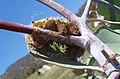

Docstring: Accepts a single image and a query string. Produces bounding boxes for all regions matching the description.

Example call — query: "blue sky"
[0,0,85,76]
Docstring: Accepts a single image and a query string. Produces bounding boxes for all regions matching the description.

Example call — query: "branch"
[37,0,78,21]
[87,18,120,25]
[81,0,92,19]
[37,57,104,72]
[0,20,85,47]
[0,20,33,34]
[93,0,120,13]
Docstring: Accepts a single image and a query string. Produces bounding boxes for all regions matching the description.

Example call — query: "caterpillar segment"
[32,19,46,28]
[65,21,81,36]
[57,19,67,34]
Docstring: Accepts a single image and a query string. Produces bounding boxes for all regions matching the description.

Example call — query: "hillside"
[0,54,45,79]
[0,54,89,79]
[27,65,87,79]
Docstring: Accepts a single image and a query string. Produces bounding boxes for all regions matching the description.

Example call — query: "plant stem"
[81,0,92,19]
[87,18,120,24]
[0,20,33,34]
[0,20,84,47]
[37,0,79,24]
[37,57,104,72]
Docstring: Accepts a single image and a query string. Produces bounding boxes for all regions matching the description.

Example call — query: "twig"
[0,20,80,44]
[81,0,92,19]
[87,18,120,24]
[37,57,104,72]
[37,0,78,21]
[93,0,120,13]
[0,20,85,47]
[0,20,33,34]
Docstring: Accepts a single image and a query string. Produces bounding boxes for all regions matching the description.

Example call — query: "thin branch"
[81,0,92,19]
[0,20,33,34]
[87,18,120,24]
[37,57,104,72]
[0,20,85,47]
[93,0,120,13]
[37,0,78,21]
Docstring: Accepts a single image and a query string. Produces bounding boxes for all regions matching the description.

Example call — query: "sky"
[0,0,85,76]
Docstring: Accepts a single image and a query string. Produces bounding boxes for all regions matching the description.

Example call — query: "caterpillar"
[29,17,84,59]
[32,18,80,35]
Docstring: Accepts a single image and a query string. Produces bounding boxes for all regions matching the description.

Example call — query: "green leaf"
[88,57,96,66]
[25,34,85,67]
[95,28,120,54]
[99,0,120,21]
